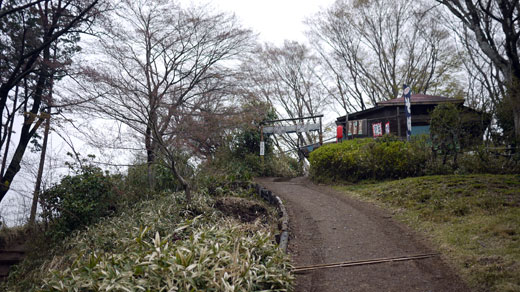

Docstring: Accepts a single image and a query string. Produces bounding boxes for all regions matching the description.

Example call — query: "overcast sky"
[193,0,336,44]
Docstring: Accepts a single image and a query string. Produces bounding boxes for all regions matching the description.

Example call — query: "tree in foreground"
[0,0,102,204]
[78,0,253,202]
[437,0,520,143]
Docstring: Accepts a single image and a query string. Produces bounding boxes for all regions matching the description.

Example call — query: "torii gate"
[259,114,323,158]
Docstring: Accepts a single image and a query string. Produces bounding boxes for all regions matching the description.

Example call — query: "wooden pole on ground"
[292,253,438,273]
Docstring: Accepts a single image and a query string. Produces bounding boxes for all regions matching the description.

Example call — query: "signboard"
[372,122,383,137]
[263,123,320,134]
[347,120,367,136]
[385,122,390,134]
[259,141,265,156]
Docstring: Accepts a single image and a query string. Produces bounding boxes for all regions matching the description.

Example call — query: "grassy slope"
[335,174,520,292]
[3,192,293,292]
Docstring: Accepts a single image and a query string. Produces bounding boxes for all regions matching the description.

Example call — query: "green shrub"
[40,165,118,240]
[456,146,520,175]
[310,135,519,183]
[202,137,302,184]
[430,103,462,165]
[309,136,429,182]
[126,162,184,193]
[263,153,302,178]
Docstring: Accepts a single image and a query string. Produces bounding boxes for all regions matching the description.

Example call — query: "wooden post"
[260,125,265,175]
[396,107,401,137]
[345,112,349,140]
[260,125,264,148]
[319,116,323,145]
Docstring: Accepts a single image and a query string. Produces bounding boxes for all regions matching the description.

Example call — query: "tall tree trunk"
[29,107,51,226]
[145,124,155,190]
[171,160,191,204]
[508,75,520,144]
[511,81,520,144]
[1,85,19,176]
[145,109,159,190]
[0,45,50,202]
[513,108,520,144]
[499,74,520,144]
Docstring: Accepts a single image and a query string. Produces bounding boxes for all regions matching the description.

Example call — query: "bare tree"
[0,0,102,203]
[306,0,464,114]
[77,0,253,202]
[241,41,329,159]
[449,21,504,113]
[436,0,520,142]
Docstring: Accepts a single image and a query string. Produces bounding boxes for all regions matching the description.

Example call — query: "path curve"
[256,177,470,292]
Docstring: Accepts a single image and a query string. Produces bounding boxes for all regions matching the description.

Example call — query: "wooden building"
[335,94,488,140]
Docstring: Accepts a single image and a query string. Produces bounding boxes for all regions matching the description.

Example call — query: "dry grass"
[0,225,30,250]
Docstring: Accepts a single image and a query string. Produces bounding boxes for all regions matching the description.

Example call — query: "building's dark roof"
[336,94,466,124]
[376,93,464,106]
[336,106,381,123]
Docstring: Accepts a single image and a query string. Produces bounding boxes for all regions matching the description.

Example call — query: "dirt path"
[256,177,470,292]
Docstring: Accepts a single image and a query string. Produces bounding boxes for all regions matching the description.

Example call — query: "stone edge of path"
[254,183,289,252]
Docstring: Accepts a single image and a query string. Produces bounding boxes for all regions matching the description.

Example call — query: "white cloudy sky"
[191,0,336,44]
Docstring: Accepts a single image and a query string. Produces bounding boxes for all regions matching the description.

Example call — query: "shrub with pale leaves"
[6,193,293,292]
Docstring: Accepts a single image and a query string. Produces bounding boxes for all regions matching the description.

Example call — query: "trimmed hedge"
[309,136,429,182]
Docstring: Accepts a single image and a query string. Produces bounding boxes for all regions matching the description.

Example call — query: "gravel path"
[256,177,470,292]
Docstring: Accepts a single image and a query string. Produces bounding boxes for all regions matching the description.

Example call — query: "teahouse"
[335,94,489,141]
